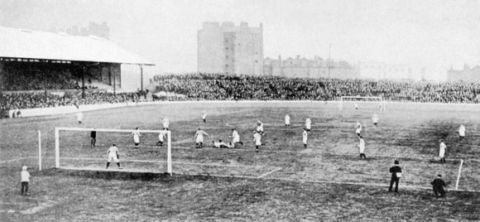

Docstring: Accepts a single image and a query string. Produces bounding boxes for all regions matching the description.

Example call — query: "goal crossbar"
[339,96,385,111]
[54,127,172,175]
[340,96,383,100]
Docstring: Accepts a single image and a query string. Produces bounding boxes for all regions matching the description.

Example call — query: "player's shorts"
[196,138,204,143]
[108,154,119,162]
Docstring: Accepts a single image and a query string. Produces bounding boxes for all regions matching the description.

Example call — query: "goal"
[54,127,172,175]
[339,96,385,111]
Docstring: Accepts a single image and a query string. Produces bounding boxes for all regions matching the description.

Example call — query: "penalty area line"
[0,157,35,164]
[257,167,282,178]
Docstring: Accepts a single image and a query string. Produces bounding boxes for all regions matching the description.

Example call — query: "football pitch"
[1,101,480,221]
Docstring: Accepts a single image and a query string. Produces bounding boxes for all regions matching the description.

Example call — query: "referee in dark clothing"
[90,129,97,148]
[389,160,402,192]
[431,174,447,198]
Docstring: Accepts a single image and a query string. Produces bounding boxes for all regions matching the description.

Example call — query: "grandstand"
[0,26,154,117]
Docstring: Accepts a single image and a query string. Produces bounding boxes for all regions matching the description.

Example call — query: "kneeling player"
[106,144,121,169]
[231,128,243,148]
[194,128,209,148]
[212,140,232,148]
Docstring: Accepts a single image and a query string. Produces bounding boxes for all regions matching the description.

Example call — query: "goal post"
[455,159,464,190]
[54,127,172,175]
[339,96,385,111]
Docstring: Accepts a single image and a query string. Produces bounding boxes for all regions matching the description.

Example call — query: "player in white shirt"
[20,166,31,195]
[372,113,379,126]
[253,132,262,152]
[212,139,232,148]
[355,122,362,136]
[354,102,359,110]
[76,111,83,124]
[163,117,170,130]
[305,118,312,132]
[358,136,366,159]
[439,140,447,163]
[302,129,308,148]
[194,128,209,148]
[132,127,141,148]
[231,128,243,148]
[458,124,466,139]
[256,120,264,135]
[285,114,291,127]
[202,112,207,123]
[106,144,121,169]
[156,130,167,146]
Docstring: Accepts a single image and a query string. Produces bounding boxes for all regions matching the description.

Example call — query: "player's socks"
[106,162,110,168]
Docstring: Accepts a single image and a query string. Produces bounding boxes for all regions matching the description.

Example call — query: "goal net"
[54,127,172,175]
[339,96,385,112]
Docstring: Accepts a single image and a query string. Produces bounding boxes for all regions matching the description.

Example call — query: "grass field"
[1,101,480,221]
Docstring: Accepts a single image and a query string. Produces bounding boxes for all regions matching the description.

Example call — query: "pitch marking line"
[0,157,34,164]
[59,157,267,168]
[57,165,480,193]
[20,200,58,215]
[257,167,282,178]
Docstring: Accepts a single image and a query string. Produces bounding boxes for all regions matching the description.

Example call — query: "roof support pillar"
[0,61,4,101]
[140,65,144,91]
[112,65,116,96]
[82,66,86,99]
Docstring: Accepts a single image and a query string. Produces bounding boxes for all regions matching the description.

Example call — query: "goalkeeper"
[106,144,121,169]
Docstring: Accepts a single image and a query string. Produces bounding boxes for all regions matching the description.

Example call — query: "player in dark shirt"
[90,129,96,148]
[389,160,402,192]
[431,174,447,198]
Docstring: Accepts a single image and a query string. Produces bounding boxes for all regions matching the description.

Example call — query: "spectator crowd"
[153,73,480,103]
[2,73,480,118]
[0,91,142,118]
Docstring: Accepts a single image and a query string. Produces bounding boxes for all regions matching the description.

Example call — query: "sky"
[1,0,480,80]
